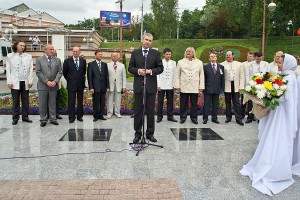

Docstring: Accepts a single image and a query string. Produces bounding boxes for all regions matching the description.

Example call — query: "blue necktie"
[75,59,79,71]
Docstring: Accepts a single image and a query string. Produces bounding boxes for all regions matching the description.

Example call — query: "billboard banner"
[100,11,131,28]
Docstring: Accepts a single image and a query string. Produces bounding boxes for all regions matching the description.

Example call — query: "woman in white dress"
[292,56,300,175]
[240,53,298,196]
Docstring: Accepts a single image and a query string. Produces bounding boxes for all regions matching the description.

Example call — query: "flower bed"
[0,90,227,115]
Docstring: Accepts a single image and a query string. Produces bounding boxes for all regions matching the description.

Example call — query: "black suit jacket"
[128,48,163,94]
[203,63,225,94]
[87,60,109,93]
[63,57,86,91]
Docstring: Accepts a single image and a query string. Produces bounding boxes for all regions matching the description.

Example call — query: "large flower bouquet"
[243,72,288,118]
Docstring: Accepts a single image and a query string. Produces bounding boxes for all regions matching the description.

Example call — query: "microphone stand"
[129,50,163,156]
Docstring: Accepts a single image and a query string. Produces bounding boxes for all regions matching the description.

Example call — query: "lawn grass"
[101,37,300,63]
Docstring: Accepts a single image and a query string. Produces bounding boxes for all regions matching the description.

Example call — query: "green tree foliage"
[151,0,179,39]
[179,9,204,39]
[59,84,68,109]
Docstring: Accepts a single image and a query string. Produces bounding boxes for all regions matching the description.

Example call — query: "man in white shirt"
[241,51,254,121]
[221,51,244,126]
[245,52,269,123]
[107,52,127,118]
[156,48,177,123]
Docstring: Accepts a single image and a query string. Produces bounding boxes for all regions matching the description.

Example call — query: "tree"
[151,0,179,39]
[200,5,219,39]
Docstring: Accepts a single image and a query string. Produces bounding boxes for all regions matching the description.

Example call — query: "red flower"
[274,79,283,86]
[255,78,263,84]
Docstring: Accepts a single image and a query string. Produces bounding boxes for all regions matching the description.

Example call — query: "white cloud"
[1,0,205,24]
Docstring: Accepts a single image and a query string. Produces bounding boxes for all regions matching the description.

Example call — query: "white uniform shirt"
[248,60,270,77]
[157,59,176,90]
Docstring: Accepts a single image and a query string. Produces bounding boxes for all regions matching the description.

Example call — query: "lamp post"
[141,0,144,41]
[262,0,276,60]
[116,0,124,60]
[287,20,294,46]
[5,24,17,44]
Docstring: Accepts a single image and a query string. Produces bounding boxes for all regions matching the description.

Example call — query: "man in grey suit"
[36,44,62,127]
[107,52,126,119]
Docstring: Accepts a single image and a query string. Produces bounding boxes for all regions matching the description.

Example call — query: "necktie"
[48,56,52,66]
[75,59,79,71]
[143,49,148,60]
[113,62,117,72]
[98,61,101,74]
[212,63,216,75]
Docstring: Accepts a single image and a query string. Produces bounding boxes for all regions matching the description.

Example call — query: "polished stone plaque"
[59,129,112,141]
[170,128,223,140]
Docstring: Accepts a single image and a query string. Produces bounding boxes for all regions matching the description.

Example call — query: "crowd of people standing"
[5,34,300,196]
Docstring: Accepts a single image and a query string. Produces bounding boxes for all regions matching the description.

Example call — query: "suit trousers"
[68,90,84,120]
[39,90,57,122]
[180,93,198,121]
[92,92,106,119]
[224,81,242,121]
[241,94,254,119]
[157,89,174,119]
[107,82,122,115]
[11,81,29,120]
[203,93,219,121]
[134,92,155,138]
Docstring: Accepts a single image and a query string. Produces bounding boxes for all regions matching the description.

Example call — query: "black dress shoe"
[245,118,253,124]
[167,117,178,122]
[12,119,18,125]
[99,116,107,120]
[191,119,198,124]
[212,120,220,124]
[133,136,141,144]
[22,118,33,123]
[180,119,186,124]
[50,121,59,125]
[202,120,208,124]
[56,115,62,119]
[236,120,244,126]
[225,119,231,123]
[93,118,98,122]
[40,122,47,127]
[77,118,83,122]
[156,118,162,123]
[69,119,75,123]
[147,136,157,143]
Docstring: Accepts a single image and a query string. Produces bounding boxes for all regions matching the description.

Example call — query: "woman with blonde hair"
[174,47,204,124]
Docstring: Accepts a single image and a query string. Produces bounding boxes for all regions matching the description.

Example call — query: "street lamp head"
[8,23,13,28]
[13,29,17,34]
[4,29,8,34]
[268,2,276,12]
[82,37,86,42]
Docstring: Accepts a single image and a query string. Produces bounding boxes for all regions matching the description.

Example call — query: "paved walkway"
[0,179,182,199]
[0,115,300,199]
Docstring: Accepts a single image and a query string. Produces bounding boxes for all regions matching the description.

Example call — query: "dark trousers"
[134,92,155,138]
[203,93,219,121]
[225,82,242,121]
[241,94,254,120]
[11,81,29,120]
[68,90,84,120]
[180,93,198,121]
[92,92,106,119]
[157,89,174,119]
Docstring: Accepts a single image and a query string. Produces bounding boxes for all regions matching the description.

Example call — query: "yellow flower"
[264,81,273,90]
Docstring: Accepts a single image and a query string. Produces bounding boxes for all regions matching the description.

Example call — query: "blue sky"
[1,0,206,24]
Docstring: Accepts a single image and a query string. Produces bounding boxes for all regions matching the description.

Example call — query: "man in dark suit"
[87,50,109,122]
[128,33,163,143]
[63,46,86,123]
[203,53,225,124]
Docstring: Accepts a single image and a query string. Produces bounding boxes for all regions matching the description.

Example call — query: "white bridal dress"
[240,54,298,196]
[292,72,300,175]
